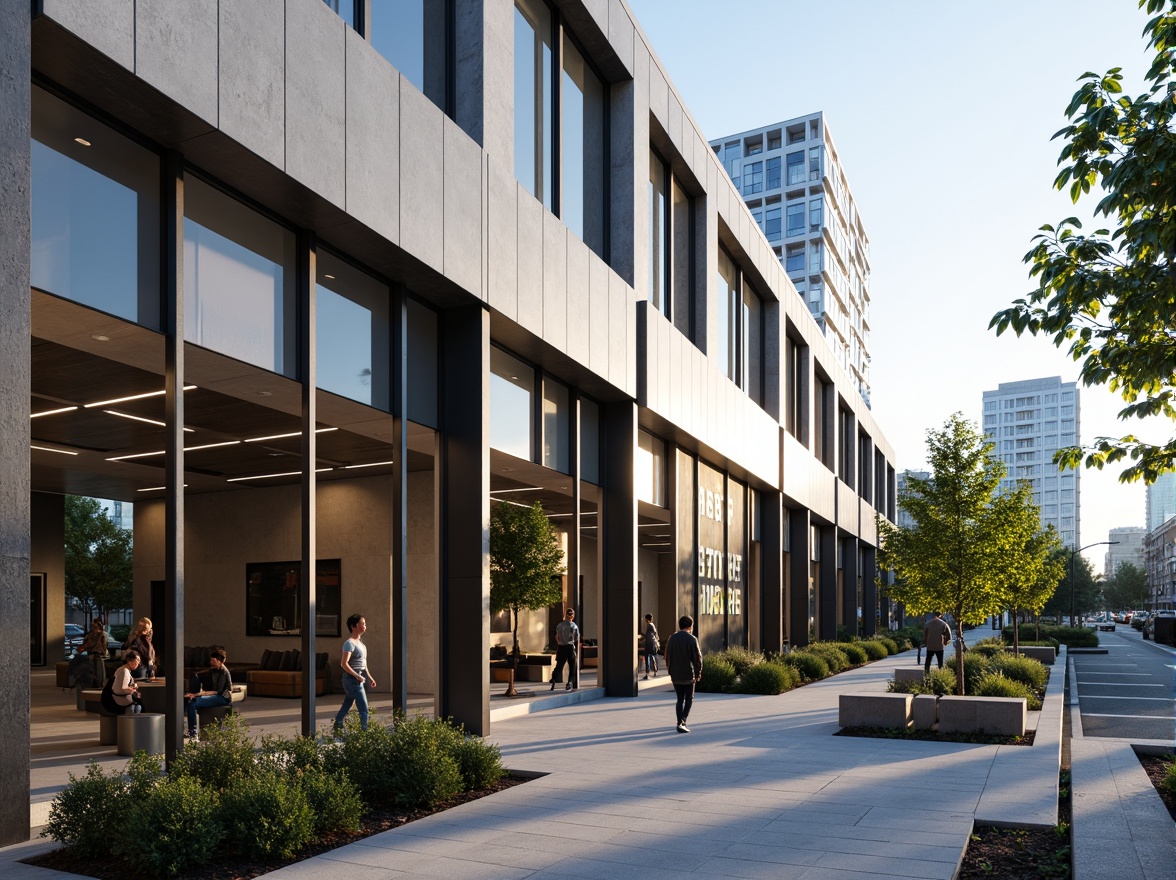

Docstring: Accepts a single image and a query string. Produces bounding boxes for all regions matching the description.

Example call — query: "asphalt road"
[1072,626,1176,741]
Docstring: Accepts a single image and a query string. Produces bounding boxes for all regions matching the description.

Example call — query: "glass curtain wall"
[369,0,449,111]
[514,0,553,211]
[649,149,668,317]
[561,37,605,256]
[490,347,535,460]
[716,249,738,385]
[316,252,391,410]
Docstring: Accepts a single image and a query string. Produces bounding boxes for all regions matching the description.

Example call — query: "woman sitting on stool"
[101,650,143,715]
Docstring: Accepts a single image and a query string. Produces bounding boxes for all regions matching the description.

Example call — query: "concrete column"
[787,509,809,648]
[0,0,31,846]
[861,543,878,636]
[297,232,317,734]
[760,492,784,653]
[437,305,490,734]
[389,287,410,713]
[600,400,637,696]
[818,525,837,642]
[841,535,858,636]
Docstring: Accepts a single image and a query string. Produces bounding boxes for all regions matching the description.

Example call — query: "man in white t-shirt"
[335,614,377,732]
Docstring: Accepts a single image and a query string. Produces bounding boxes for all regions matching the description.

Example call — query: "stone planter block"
[938,696,1026,736]
[838,693,912,729]
[912,694,938,730]
[894,667,926,685]
[1009,646,1055,665]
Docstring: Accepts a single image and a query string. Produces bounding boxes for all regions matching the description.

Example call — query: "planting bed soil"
[1137,753,1176,823]
[959,770,1072,880]
[836,725,1036,746]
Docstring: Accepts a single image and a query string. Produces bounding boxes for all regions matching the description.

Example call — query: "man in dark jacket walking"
[924,611,952,674]
[664,615,702,733]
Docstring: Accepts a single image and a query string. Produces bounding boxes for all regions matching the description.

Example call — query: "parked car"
[63,623,85,651]
[1131,611,1150,631]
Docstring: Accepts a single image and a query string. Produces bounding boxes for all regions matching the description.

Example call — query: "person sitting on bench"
[183,648,232,739]
[101,650,143,715]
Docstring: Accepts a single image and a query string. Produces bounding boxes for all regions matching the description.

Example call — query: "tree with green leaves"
[877,414,1054,695]
[1042,550,1100,623]
[991,0,1176,483]
[1005,524,1065,654]
[64,496,133,623]
[489,501,565,666]
[1104,561,1150,611]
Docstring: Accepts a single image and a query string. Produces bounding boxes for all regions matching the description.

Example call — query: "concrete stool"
[117,712,165,756]
[99,713,118,745]
[894,667,926,685]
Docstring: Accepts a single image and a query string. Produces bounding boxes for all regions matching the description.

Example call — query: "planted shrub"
[299,768,363,836]
[836,642,869,665]
[988,654,1048,691]
[719,645,763,676]
[171,713,257,791]
[969,637,1007,659]
[784,651,829,682]
[975,672,1041,710]
[876,636,899,655]
[1162,758,1176,796]
[738,661,798,695]
[334,722,400,804]
[260,733,323,774]
[858,640,889,661]
[453,734,507,790]
[698,656,737,692]
[221,768,314,860]
[804,644,849,673]
[122,774,221,878]
[386,715,464,808]
[42,762,128,855]
[946,654,990,693]
[889,635,913,652]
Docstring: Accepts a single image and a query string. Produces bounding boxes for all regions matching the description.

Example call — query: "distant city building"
[1104,526,1145,576]
[102,500,133,532]
[896,469,931,531]
[1146,471,1176,532]
[982,376,1080,548]
[1143,517,1176,612]
[710,112,872,405]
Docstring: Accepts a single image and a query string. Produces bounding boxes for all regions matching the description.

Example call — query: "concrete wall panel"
[486,161,518,320]
[42,0,134,70]
[542,213,567,350]
[285,0,346,206]
[344,26,400,244]
[399,81,445,272]
[606,0,634,76]
[443,118,484,297]
[219,0,285,170]
[608,274,627,391]
[136,0,218,127]
[566,237,590,367]
[515,188,544,337]
[588,250,609,378]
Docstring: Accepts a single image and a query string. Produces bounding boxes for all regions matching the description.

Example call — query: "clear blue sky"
[629,0,1166,573]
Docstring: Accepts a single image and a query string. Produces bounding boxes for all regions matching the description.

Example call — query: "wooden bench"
[838,693,912,729]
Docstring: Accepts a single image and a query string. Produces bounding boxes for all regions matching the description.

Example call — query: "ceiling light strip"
[489,487,543,494]
[244,427,339,443]
[84,385,197,408]
[31,444,79,456]
[225,467,334,483]
[341,460,395,469]
[30,406,79,418]
[104,410,195,431]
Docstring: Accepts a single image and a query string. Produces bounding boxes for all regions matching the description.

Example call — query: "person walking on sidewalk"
[335,614,376,732]
[924,611,952,674]
[664,615,702,733]
[550,607,580,691]
[642,613,660,680]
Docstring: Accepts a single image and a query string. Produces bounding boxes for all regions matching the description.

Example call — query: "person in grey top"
[641,613,660,679]
[550,607,579,691]
[335,614,377,732]
[664,615,703,733]
[924,611,952,674]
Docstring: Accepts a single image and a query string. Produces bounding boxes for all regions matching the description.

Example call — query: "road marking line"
[1077,684,1166,688]
[1081,713,1176,720]
[1077,695,1174,701]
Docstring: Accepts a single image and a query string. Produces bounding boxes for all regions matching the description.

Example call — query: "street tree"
[1104,561,1150,611]
[1042,551,1100,622]
[489,500,565,668]
[877,414,1049,695]
[1005,523,1065,654]
[64,496,133,623]
[990,0,1176,483]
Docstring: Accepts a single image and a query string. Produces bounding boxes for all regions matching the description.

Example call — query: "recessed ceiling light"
[30,406,78,419]
[257,391,272,397]
[90,333,110,342]
[74,137,92,147]
[323,274,335,280]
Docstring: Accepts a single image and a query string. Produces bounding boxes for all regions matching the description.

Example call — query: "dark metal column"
[0,2,31,845]
[389,286,409,713]
[569,395,581,615]
[162,151,186,763]
[841,535,859,635]
[760,491,784,654]
[861,543,878,636]
[818,525,838,642]
[787,509,810,648]
[298,232,317,734]
[437,305,490,734]
[600,400,637,697]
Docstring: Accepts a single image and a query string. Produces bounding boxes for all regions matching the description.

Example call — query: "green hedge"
[1002,624,1097,648]
[737,662,800,695]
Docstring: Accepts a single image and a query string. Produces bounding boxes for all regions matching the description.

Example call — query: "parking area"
[1072,628,1176,741]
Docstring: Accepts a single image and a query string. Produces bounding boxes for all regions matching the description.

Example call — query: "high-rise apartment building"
[982,377,1081,548]
[710,113,872,405]
[896,469,931,532]
[1146,472,1176,532]
[1105,526,1146,576]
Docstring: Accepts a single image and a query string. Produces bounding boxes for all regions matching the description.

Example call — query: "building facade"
[0,0,896,844]
[1146,471,1176,533]
[981,377,1080,548]
[709,113,872,406]
[1104,526,1145,577]
[1143,518,1176,612]
[895,469,930,532]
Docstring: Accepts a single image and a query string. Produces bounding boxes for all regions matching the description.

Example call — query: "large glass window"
[766,156,781,190]
[184,176,296,375]
[809,146,821,180]
[490,347,534,460]
[636,430,665,506]
[649,148,669,317]
[316,252,390,409]
[322,0,356,28]
[742,161,763,195]
[715,247,763,403]
[542,378,570,473]
[562,36,606,256]
[786,151,804,186]
[716,249,738,384]
[785,245,804,273]
[810,196,824,230]
[786,203,804,236]
[580,396,599,484]
[31,87,160,328]
[369,0,449,112]
[764,206,782,241]
[514,0,553,210]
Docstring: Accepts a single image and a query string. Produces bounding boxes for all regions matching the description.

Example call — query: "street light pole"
[1071,540,1119,626]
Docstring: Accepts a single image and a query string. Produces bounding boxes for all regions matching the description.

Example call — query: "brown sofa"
[489,650,555,683]
[246,648,330,698]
